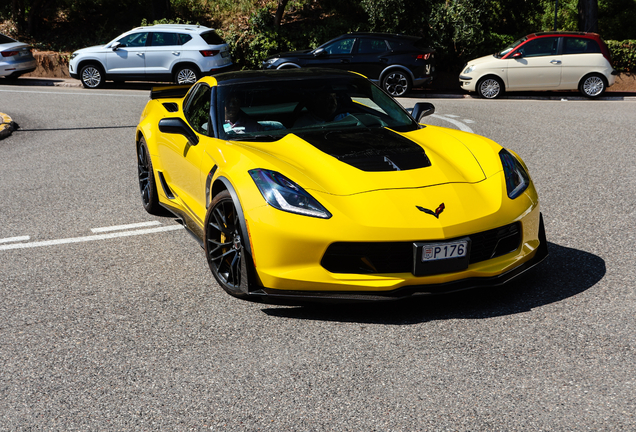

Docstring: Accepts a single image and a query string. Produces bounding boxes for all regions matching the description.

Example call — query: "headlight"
[463,65,475,74]
[249,169,332,219]
[263,57,278,65]
[70,52,78,60]
[499,149,530,199]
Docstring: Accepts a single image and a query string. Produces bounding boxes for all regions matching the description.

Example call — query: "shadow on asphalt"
[261,242,606,324]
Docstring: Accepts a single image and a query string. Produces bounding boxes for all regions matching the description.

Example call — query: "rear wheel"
[477,76,504,99]
[205,190,251,298]
[579,74,606,98]
[174,65,200,84]
[80,64,104,88]
[137,138,164,215]
[382,70,411,97]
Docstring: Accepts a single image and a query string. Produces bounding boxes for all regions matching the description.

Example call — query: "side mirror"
[411,102,435,123]
[158,117,199,146]
[512,51,523,59]
[111,42,121,51]
[313,48,326,57]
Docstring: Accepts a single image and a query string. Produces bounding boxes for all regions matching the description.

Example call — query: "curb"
[0,112,16,140]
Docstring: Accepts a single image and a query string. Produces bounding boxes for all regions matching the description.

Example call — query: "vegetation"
[1,0,634,72]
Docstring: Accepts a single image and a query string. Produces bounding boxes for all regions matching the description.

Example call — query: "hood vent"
[296,128,431,172]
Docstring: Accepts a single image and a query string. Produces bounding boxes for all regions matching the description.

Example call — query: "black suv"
[262,33,435,97]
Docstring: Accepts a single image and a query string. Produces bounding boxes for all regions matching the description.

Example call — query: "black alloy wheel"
[382,71,411,97]
[205,190,251,298]
[137,138,163,215]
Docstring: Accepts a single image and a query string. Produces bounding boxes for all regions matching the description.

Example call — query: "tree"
[578,0,598,32]
[274,0,289,27]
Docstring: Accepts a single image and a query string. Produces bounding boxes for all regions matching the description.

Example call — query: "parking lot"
[1,82,635,430]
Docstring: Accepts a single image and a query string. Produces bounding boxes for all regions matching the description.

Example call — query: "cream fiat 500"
[459,32,617,98]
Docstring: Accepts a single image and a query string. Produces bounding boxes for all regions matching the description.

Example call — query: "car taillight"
[414,53,431,60]
[200,50,220,57]
[1,50,19,57]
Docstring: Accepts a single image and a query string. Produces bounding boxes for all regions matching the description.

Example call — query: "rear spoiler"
[150,84,193,100]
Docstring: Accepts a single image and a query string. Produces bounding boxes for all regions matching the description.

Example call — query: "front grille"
[321,222,521,275]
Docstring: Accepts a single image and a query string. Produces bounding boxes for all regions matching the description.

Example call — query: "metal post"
[554,0,559,31]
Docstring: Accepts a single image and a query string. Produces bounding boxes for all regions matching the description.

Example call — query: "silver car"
[68,24,233,88]
[0,33,37,79]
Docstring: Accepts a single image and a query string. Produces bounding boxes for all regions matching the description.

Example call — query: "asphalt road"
[1,83,635,430]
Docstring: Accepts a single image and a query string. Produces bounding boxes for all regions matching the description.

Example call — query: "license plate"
[19,51,29,56]
[421,240,468,261]
[221,51,230,58]
[413,238,470,276]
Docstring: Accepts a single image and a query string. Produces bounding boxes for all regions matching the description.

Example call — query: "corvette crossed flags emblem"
[417,203,445,219]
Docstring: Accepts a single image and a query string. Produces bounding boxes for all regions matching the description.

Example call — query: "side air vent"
[157,171,176,199]
[162,102,179,112]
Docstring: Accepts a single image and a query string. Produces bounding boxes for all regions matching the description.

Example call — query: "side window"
[357,38,388,54]
[184,84,212,135]
[151,32,179,47]
[563,37,601,54]
[117,32,148,48]
[324,38,355,55]
[178,33,193,45]
[517,37,559,57]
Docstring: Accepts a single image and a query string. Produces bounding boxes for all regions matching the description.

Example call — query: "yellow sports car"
[136,68,547,303]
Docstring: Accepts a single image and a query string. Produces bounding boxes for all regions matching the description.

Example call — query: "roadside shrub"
[606,40,636,72]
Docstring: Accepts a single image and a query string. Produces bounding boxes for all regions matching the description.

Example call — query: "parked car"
[459,32,617,98]
[262,33,435,97]
[0,33,37,79]
[135,68,547,304]
[69,24,233,88]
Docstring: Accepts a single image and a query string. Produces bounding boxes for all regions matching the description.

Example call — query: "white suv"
[69,24,233,88]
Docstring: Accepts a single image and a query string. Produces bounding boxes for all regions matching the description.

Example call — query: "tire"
[137,137,164,215]
[174,65,200,84]
[579,74,606,98]
[204,190,251,299]
[382,70,411,97]
[477,76,504,99]
[80,63,104,88]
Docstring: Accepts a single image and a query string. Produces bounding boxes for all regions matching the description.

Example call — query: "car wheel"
[477,76,504,99]
[137,137,164,215]
[382,71,411,97]
[579,74,606,98]
[205,190,251,298]
[174,65,199,84]
[80,64,104,88]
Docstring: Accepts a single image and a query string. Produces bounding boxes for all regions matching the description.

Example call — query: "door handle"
[172,52,180,56]
[137,53,144,57]
[550,60,561,64]
[340,59,350,63]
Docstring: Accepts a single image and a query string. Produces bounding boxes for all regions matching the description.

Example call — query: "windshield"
[217,76,418,141]
[495,37,527,58]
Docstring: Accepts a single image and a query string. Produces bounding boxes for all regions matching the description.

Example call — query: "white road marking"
[464,119,475,123]
[430,114,474,133]
[0,236,30,244]
[0,89,148,97]
[91,221,162,233]
[0,225,184,251]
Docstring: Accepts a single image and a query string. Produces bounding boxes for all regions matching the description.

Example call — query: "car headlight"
[463,65,475,74]
[500,149,530,199]
[70,52,78,60]
[249,169,332,219]
[263,57,278,65]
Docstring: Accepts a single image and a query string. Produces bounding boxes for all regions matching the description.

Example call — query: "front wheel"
[579,74,606,98]
[137,138,164,215]
[80,64,104,88]
[477,76,504,99]
[205,190,251,299]
[382,71,411,97]
[174,65,200,84]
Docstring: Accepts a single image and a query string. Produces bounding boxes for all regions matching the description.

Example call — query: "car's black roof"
[343,32,421,42]
[213,68,363,86]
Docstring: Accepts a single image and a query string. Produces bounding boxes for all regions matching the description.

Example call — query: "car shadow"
[260,242,605,324]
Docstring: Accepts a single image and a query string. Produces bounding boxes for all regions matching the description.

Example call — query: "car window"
[0,34,16,44]
[497,37,527,58]
[184,84,212,135]
[200,30,225,45]
[117,32,148,48]
[178,33,193,45]
[150,32,179,47]
[357,38,388,54]
[323,38,355,55]
[517,37,559,57]
[563,37,601,55]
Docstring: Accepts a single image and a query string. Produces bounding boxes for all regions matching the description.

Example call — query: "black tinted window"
[563,37,601,54]
[357,38,388,54]
[178,34,193,45]
[324,38,355,54]
[184,84,212,135]
[0,34,16,44]
[117,32,148,47]
[150,32,178,47]
[200,31,225,45]
[517,37,559,57]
